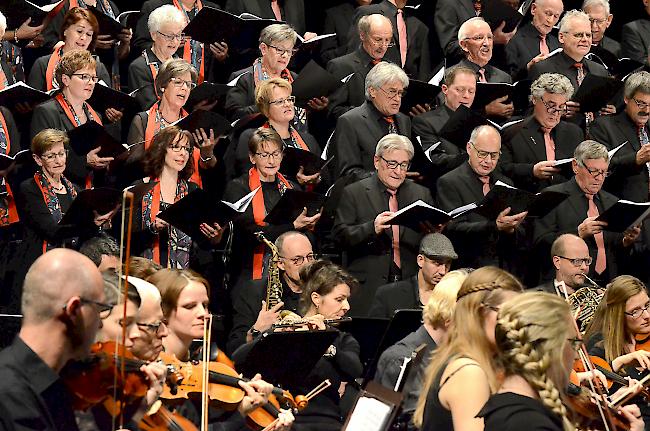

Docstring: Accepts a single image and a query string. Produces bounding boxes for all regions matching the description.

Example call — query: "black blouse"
[478,392,563,431]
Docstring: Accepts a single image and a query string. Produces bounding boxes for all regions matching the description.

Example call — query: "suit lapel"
[459,0,476,18]
[366,176,389,221]
[613,114,642,152]
[521,119,547,161]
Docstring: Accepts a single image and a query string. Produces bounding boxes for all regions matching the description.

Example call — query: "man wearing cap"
[368,233,457,318]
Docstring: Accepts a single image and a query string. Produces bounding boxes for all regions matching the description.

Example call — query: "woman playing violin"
[477,291,645,431]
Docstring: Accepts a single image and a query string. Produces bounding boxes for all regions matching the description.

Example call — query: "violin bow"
[201,313,213,431]
[259,380,332,431]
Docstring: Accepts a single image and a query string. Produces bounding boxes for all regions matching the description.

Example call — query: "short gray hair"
[624,71,650,100]
[582,0,610,15]
[365,61,409,99]
[458,17,488,41]
[469,124,500,146]
[0,12,6,34]
[574,140,609,166]
[148,4,186,33]
[155,58,197,94]
[530,73,575,101]
[559,9,590,34]
[375,134,414,159]
[259,23,297,46]
[358,14,392,37]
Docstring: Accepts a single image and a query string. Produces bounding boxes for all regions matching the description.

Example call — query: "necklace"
[51,182,65,192]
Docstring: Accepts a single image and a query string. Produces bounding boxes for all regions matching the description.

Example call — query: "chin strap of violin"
[200,314,213,431]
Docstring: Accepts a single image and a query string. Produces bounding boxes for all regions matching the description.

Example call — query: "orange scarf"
[262,122,308,151]
[0,112,17,226]
[45,43,65,91]
[172,0,205,84]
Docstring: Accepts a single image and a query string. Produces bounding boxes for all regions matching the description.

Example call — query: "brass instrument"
[566,275,605,333]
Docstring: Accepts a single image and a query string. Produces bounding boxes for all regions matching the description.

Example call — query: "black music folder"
[586,48,644,79]
[571,74,623,113]
[117,10,142,30]
[281,147,333,177]
[263,189,326,224]
[0,82,49,113]
[185,82,231,110]
[173,110,233,136]
[67,121,127,159]
[438,105,490,148]
[86,5,126,37]
[474,181,569,219]
[291,60,342,107]
[480,0,524,32]
[596,199,650,232]
[59,187,122,226]
[88,81,140,120]
[472,80,532,112]
[0,0,62,30]
[0,149,31,172]
[388,200,475,231]
[399,80,442,114]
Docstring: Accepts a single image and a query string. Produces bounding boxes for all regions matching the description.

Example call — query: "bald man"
[129,277,168,362]
[537,233,592,295]
[0,249,107,430]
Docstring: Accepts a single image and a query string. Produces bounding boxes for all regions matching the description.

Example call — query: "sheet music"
[345,397,392,431]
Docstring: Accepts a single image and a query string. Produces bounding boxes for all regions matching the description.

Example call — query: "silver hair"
[582,0,610,15]
[469,124,500,145]
[375,134,415,159]
[530,73,575,101]
[365,61,409,99]
[624,71,650,100]
[0,11,6,34]
[358,14,392,38]
[148,4,186,33]
[458,17,488,41]
[259,23,297,46]
[574,140,609,166]
[559,9,590,33]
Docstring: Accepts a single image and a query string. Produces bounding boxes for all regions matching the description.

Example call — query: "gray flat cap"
[419,233,458,260]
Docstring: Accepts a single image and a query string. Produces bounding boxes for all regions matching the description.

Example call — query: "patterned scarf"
[33,170,77,252]
[172,0,205,83]
[0,112,17,226]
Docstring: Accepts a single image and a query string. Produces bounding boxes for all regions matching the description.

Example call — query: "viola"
[139,401,198,431]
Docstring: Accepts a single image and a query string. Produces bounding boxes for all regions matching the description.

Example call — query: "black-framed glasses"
[540,96,568,115]
[157,30,185,41]
[267,44,298,57]
[254,150,282,159]
[567,337,584,352]
[380,155,410,171]
[580,164,611,179]
[169,144,191,153]
[557,255,593,267]
[136,319,168,335]
[625,302,650,319]
[469,141,501,160]
[379,86,406,100]
[169,77,197,90]
[279,253,316,266]
[632,98,650,110]
[40,149,69,161]
[269,96,296,106]
[71,73,100,84]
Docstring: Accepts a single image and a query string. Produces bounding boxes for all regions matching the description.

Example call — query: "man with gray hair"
[369,232,458,318]
[334,134,434,316]
[591,71,650,202]
[583,0,620,56]
[535,140,639,284]
[437,125,527,273]
[327,14,394,120]
[334,61,410,180]
[501,72,584,192]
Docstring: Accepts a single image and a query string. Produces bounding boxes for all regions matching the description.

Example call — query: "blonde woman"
[478,292,644,431]
[413,266,523,431]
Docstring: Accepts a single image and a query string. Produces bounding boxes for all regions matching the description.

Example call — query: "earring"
[161,88,165,93]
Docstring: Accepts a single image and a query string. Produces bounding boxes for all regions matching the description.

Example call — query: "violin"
[139,401,198,431]
[565,383,629,430]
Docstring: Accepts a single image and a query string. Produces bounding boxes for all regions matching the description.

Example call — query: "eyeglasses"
[632,98,650,110]
[624,302,650,319]
[77,297,114,315]
[580,164,611,179]
[557,255,593,267]
[469,142,501,160]
[136,319,168,335]
[379,87,406,100]
[279,253,316,265]
[157,30,185,41]
[567,337,584,352]
[40,149,69,161]
[368,37,395,48]
[254,151,282,159]
[588,17,608,26]
[566,31,592,39]
[540,96,568,115]
[267,44,298,57]
[464,34,493,42]
[169,77,197,90]
[269,96,296,106]
[481,303,499,312]
[380,155,410,171]
[169,144,191,153]
[71,73,100,84]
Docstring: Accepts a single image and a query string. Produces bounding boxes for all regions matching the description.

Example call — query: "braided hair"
[496,292,575,431]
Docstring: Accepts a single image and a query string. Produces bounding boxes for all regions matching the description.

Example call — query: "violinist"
[0,249,108,430]
[413,266,524,431]
[477,291,645,431]
[129,276,168,363]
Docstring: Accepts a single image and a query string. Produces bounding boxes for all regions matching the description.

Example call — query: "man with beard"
[537,233,592,295]
[368,233,458,318]
[228,231,314,354]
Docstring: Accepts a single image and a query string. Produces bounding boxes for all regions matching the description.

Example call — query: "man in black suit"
[534,140,639,284]
[321,0,373,63]
[437,125,528,272]
[412,65,475,177]
[456,17,514,121]
[348,0,431,81]
[583,0,621,57]
[501,72,584,192]
[228,231,312,354]
[620,0,650,65]
[225,0,309,37]
[505,0,563,80]
[334,61,411,180]
[333,134,433,316]
[368,232,457,318]
[591,71,650,202]
[536,233,592,295]
[434,0,516,65]
[327,14,393,120]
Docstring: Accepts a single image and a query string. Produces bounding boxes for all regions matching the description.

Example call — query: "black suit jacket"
[321,2,356,64]
[127,49,165,111]
[349,0,431,81]
[27,54,111,93]
[334,101,411,180]
[434,0,475,63]
[436,162,523,271]
[590,111,650,202]
[500,116,584,192]
[224,0,306,35]
[533,177,625,284]
[505,23,560,81]
[595,36,622,58]
[326,47,376,120]
[534,280,556,294]
[368,275,420,318]
[620,18,650,65]
[456,58,512,84]
[333,175,433,316]
[528,51,609,93]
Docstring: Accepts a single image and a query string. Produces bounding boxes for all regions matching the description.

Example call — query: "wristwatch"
[249,326,261,339]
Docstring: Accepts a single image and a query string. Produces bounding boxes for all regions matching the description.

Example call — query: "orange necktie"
[397,9,408,67]
[586,194,606,274]
[479,176,490,195]
[388,189,401,268]
[543,129,555,161]
[539,35,549,55]
[270,0,282,21]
